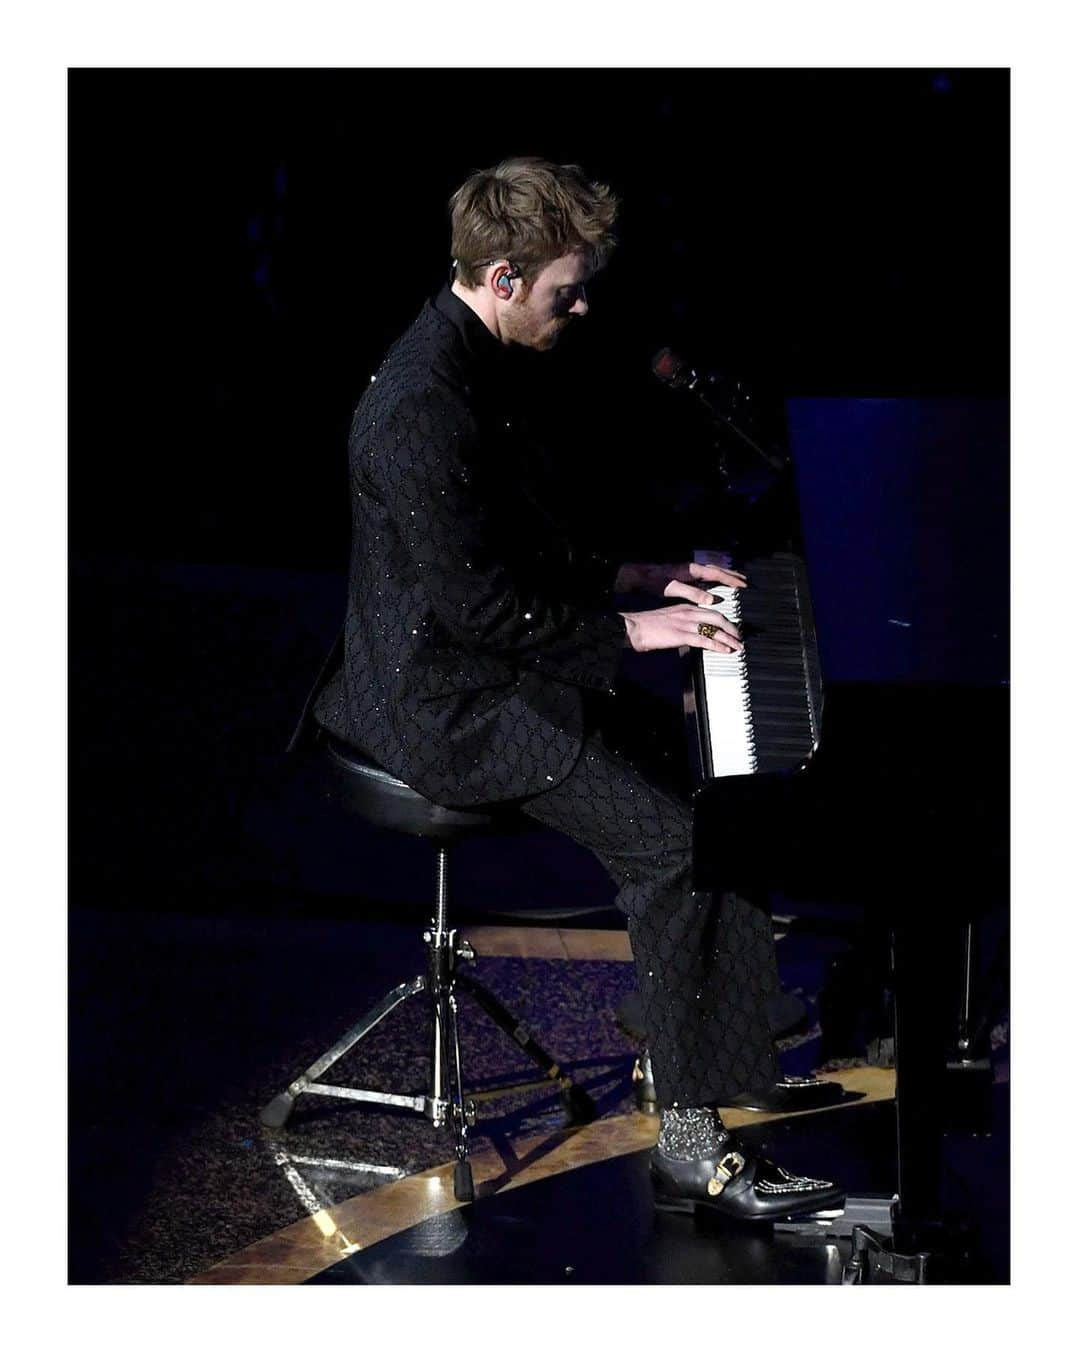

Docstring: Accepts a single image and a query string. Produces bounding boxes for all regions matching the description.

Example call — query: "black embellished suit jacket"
[304,285,628,806]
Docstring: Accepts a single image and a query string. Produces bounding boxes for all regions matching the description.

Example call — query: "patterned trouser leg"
[518,728,780,1108]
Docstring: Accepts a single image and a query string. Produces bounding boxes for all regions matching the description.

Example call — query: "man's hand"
[614,560,747,608]
[620,603,743,655]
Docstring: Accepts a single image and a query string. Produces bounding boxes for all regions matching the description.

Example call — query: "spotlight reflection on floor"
[272,1147,406,1257]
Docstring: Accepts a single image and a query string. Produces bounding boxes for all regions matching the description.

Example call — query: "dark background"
[70,68,1007,570]
[67,71,1010,1284]
[69,67,1009,917]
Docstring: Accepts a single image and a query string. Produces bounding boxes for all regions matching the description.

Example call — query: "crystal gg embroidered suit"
[300,283,782,1110]
[306,285,628,806]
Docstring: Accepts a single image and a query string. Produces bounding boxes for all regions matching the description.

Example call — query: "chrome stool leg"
[455,971,598,1125]
[259,976,429,1128]
[447,989,475,1201]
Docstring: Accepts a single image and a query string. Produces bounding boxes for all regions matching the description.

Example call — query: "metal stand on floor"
[260,846,597,1201]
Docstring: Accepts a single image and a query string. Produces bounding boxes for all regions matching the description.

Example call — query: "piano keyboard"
[688,552,824,778]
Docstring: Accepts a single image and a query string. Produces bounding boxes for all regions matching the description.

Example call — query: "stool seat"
[319,733,501,842]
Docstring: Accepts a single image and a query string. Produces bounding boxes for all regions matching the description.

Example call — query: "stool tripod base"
[259,909,597,1194]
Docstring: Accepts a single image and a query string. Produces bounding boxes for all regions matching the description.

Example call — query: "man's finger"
[689,562,747,586]
[663,580,717,605]
[689,632,743,654]
[670,602,740,636]
[685,613,740,640]
[685,620,743,652]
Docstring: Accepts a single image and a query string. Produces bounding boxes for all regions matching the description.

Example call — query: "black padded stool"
[259,733,597,1201]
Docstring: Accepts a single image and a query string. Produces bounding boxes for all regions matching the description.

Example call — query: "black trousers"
[517,684,780,1108]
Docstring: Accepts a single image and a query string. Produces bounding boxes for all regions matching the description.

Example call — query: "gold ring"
[698,622,719,639]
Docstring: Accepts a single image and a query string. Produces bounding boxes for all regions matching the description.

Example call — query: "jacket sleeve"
[374,383,627,693]
[572,547,623,605]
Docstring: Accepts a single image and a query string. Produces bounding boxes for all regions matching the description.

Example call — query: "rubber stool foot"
[260,1092,297,1129]
[453,1160,475,1203]
[563,1083,598,1125]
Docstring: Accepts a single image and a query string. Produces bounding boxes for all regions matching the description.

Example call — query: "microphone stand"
[652,351,801,556]
[679,367,788,474]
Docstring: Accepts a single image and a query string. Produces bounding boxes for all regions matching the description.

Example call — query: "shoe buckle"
[706,1150,746,1197]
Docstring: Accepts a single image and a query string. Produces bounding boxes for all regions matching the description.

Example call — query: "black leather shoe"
[651,1133,846,1223]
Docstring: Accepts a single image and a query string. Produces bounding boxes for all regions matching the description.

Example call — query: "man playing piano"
[306,157,845,1222]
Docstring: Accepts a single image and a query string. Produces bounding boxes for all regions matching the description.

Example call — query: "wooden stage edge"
[454,925,796,962]
[460,925,634,961]
[189,1067,895,1285]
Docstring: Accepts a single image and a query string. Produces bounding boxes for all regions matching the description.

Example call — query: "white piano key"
[693,553,821,777]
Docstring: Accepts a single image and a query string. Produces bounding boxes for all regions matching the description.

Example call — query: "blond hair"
[449,157,618,286]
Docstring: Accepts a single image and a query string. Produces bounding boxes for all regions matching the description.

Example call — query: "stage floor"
[191,1072,901,1284]
[70,907,1007,1285]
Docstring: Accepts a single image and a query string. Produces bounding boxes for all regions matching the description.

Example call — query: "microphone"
[650,346,694,389]
[650,345,787,472]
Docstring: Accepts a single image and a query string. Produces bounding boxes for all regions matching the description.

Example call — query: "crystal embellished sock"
[657,1106,729,1161]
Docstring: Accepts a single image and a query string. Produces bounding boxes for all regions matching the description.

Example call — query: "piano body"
[682,395,1008,1269]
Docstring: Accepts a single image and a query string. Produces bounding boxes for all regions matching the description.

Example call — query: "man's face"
[502,250,593,351]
